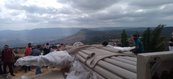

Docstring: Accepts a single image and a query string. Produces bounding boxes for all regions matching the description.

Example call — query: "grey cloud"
[5,1,23,10]
[31,0,173,28]
[71,0,117,11]
[127,0,173,8]
[23,6,55,14]
[5,1,76,16]
[160,4,173,15]
[58,0,118,12]
[72,1,173,27]
[1,0,173,30]
[5,3,57,14]
[0,18,12,24]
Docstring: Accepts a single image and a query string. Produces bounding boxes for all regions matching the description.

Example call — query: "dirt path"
[0,67,64,79]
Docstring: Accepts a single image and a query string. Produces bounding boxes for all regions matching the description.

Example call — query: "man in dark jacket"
[1,45,15,76]
[30,45,42,75]
[0,48,3,74]
[43,43,50,55]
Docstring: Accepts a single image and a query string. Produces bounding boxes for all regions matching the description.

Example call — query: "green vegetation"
[142,28,152,52]
[81,25,167,52]
[121,30,129,47]
[142,25,166,52]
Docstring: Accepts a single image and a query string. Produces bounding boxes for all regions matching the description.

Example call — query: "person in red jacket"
[25,43,32,56]
[1,45,15,76]
[24,43,32,72]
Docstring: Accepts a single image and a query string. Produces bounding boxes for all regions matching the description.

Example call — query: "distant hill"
[49,30,86,45]
[1,26,172,47]
[54,27,173,45]
[0,28,80,47]
[161,27,173,38]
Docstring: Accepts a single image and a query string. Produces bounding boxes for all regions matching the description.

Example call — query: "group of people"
[3,32,168,77]
[102,33,144,55]
[0,42,66,76]
[102,32,173,54]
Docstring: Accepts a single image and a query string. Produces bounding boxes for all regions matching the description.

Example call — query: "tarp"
[15,51,73,67]
[107,45,135,52]
[15,50,97,79]
[66,61,97,79]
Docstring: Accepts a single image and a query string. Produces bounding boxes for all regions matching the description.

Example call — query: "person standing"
[59,43,66,51]
[132,34,144,55]
[0,47,3,74]
[24,43,32,72]
[43,43,50,55]
[102,41,109,47]
[169,33,173,51]
[30,45,42,75]
[1,45,15,76]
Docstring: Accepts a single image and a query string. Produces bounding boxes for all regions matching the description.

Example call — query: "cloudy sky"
[0,0,173,30]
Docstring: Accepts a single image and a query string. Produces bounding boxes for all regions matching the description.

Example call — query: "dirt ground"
[0,67,64,79]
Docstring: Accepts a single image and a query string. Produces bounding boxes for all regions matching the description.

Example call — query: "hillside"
[54,27,173,45]
[53,28,145,44]
[49,30,86,45]
[0,27,172,47]
[0,28,80,47]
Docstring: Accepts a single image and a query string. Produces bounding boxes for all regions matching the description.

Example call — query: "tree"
[121,29,129,47]
[142,28,151,52]
[142,24,166,52]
